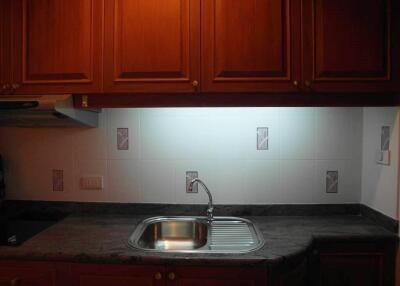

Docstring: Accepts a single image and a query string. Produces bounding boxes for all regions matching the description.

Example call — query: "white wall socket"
[80,176,104,190]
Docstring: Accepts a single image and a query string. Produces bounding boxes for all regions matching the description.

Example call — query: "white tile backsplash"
[0,107,363,204]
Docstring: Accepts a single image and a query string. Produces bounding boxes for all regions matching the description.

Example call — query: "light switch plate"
[257,127,268,150]
[80,176,104,190]
[376,150,390,165]
[186,171,198,193]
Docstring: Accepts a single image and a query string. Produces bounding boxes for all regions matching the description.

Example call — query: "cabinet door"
[104,0,201,93]
[11,0,103,95]
[0,262,56,286]
[0,0,12,95]
[302,0,395,92]
[201,0,301,93]
[71,264,165,286]
[170,266,268,286]
[318,253,383,286]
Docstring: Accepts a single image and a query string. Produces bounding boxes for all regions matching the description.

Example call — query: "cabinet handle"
[192,80,199,87]
[10,277,21,286]
[154,272,162,280]
[168,272,176,280]
[293,80,299,87]
[304,80,312,88]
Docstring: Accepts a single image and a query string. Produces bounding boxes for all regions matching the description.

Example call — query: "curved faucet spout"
[188,178,214,222]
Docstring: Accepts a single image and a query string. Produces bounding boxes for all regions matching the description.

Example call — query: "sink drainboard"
[209,220,259,251]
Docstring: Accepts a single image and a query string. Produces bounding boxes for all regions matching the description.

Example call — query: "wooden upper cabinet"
[11,0,103,95]
[201,0,301,93]
[302,0,395,93]
[103,0,201,93]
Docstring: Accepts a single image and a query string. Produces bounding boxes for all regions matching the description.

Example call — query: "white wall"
[361,107,400,219]
[0,107,363,205]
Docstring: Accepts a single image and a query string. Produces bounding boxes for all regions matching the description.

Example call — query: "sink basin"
[128,216,264,253]
[136,218,208,251]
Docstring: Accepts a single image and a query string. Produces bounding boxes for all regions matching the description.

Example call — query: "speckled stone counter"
[0,214,396,266]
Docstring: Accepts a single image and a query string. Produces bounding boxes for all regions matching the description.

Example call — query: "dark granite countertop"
[0,214,396,267]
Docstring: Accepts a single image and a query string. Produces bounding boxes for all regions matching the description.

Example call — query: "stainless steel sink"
[128,216,264,253]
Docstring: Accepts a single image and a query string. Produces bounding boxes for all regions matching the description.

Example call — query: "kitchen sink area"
[128,216,265,253]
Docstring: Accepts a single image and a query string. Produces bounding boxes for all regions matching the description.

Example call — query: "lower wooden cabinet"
[318,253,383,286]
[311,242,396,286]
[172,266,268,286]
[0,242,395,286]
[0,261,56,286]
[70,264,165,286]
[70,264,267,286]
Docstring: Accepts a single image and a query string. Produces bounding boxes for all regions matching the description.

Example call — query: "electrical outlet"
[186,171,198,193]
[326,171,338,193]
[52,169,64,192]
[117,128,129,150]
[257,127,268,150]
[80,176,104,190]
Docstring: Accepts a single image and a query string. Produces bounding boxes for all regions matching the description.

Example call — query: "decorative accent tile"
[117,128,129,150]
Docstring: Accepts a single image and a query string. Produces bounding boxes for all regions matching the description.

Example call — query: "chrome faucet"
[188,178,214,222]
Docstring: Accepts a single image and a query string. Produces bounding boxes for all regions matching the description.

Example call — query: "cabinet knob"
[154,272,162,280]
[82,95,89,108]
[293,80,299,87]
[192,80,199,87]
[2,84,10,91]
[11,84,20,90]
[304,80,312,88]
[168,272,176,280]
[10,277,21,286]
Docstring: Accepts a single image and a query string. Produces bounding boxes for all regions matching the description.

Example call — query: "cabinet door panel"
[104,0,200,93]
[201,0,301,92]
[172,266,267,286]
[12,0,103,94]
[318,253,383,286]
[0,0,12,95]
[0,262,56,286]
[71,264,165,286]
[303,0,394,92]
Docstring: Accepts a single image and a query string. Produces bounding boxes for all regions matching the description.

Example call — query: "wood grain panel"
[104,0,200,93]
[0,0,12,94]
[314,0,389,79]
[12,0,103,94]
[201,0,301,92]
[0,262,56,286]
[70,264,165,286]
[302,0,395,92]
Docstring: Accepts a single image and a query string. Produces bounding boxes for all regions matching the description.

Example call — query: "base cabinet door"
[0,262,56,286]
[317,253,383,286]
[70,264,165,286]
[168,266,268,286]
